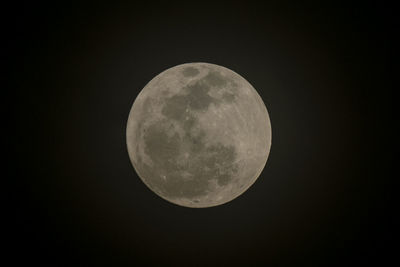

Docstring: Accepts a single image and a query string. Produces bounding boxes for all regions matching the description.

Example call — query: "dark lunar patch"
[142,96,153,114]
[140,119,238,199]
[162,70,231,117]
[183,130,206,153]
[182,67,199,77]
[185,81,215,110]
[136,150,142,165]
[161,95,187,121]
[203,143,238,186]
[203,70,227,87]
[162,81,216,121]
[182,115,196,131]
[143,121,181,171]
[161,94,199,131]
[230,79,239,88]
[222,92,236,102]
[134,120,144,145]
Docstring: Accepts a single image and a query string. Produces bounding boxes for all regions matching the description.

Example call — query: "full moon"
[126,63,271,208]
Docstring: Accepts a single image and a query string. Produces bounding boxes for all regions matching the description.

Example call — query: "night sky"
[8,1,392,266]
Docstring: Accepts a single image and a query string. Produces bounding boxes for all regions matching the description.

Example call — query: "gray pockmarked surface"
[126,63,271,208]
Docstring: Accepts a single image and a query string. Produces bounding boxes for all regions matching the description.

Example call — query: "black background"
[8,1,393,266]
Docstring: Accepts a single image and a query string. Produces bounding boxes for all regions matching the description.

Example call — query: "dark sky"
[8,1,393,266]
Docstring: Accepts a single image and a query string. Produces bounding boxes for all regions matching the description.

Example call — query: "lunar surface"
[126,63,271,208]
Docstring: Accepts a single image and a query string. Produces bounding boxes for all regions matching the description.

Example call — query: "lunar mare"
[126,63,271,208]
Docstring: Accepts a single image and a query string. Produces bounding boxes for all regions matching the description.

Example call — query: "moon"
[126,63,271,208]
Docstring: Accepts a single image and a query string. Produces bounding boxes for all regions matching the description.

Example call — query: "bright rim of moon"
[126,62,271,208]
